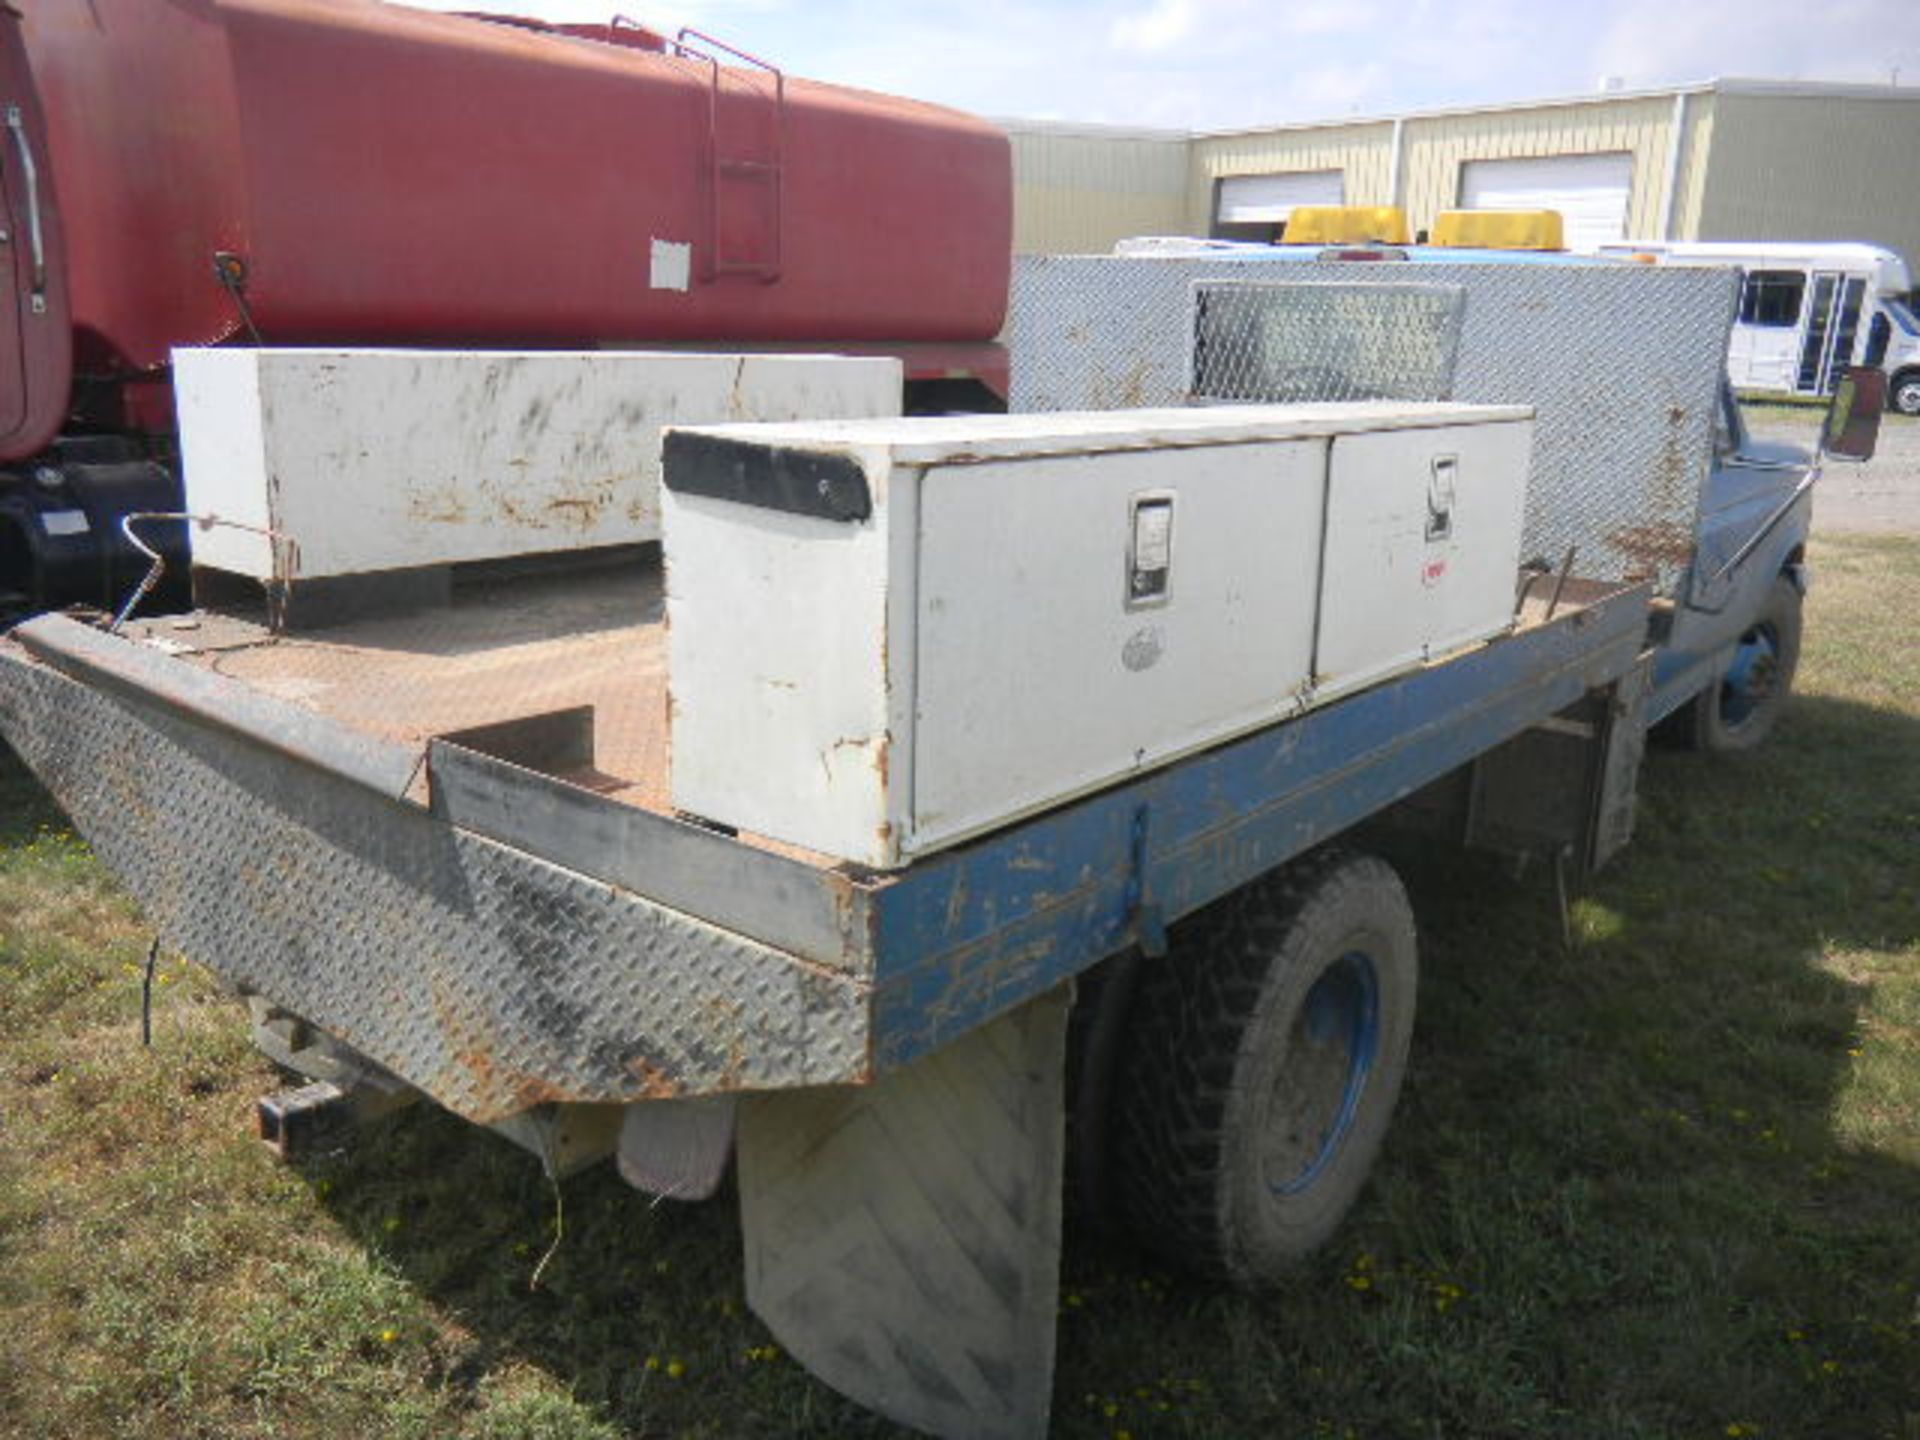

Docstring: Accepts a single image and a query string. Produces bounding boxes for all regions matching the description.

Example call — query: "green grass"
[3,535,1918,1439]
[1738,396,1920,428]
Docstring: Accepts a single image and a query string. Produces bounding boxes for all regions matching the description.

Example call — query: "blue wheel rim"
[1720,619,1781,728]
[1267,950,1381,1197]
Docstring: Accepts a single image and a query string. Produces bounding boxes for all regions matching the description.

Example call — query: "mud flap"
[736,985,1069,1440]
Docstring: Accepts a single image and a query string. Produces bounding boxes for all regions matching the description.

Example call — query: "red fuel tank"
[26,0,1012,379]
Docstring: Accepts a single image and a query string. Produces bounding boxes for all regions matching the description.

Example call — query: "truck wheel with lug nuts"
[1892,370,1920,417]
[1685,574,1803,752]
[1109,849,1418,1285]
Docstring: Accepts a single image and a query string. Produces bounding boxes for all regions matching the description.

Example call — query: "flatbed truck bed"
[0,554,1648,1106]
[0,500,1659,1440]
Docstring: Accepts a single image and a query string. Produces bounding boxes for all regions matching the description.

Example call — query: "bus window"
[1740,271,1805,327]
[1867,311,1892,368]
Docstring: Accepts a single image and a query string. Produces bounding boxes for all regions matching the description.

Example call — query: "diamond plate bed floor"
[123,558,675,812]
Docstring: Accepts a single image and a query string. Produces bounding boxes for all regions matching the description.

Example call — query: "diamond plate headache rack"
[1008,254,1740,596]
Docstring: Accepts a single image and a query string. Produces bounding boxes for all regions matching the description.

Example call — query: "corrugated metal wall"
[1401,95,1693,239]
[1006,126,1191,254]
[1674,95,1717,240]
[1004,86,1915,262]
[1187,122,1397,232]
[1697,92,1920,263]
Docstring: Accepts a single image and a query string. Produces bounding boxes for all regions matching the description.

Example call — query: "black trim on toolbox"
[662,432,872,522]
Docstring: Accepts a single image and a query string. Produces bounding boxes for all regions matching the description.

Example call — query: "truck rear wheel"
[1110,849,1417,1286]
[1891,370,1920,417]
[1685,574,1803,752]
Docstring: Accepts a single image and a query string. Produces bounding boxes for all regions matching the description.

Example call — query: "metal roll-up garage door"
[1213,170,1344,240]
[1458,153,1633,250]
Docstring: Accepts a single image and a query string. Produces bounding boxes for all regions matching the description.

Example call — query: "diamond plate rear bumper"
[0,630,871,1124]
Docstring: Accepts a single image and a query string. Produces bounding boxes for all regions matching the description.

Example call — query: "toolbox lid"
[665,400,1532,469]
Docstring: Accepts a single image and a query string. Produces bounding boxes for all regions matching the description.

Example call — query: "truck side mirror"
[1823,367,1886,462]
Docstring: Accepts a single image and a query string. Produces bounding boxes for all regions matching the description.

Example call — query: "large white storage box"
[663,402,1531,869]
[173,348,902,581]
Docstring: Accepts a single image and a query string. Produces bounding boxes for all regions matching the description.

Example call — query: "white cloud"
[380,0,1920,129]
[1593,0,1917,87]
[1109,0,1198,54]
[1273,62,1394,120]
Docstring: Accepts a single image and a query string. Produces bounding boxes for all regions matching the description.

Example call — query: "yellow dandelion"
[666,1358,687,1379]
[379,1327,399,1345]
[644,1355,661,1372]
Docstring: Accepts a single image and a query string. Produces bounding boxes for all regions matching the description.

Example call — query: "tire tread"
[1109,848,1414,1283]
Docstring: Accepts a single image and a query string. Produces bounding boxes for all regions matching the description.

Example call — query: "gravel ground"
[1742,403,1920,535]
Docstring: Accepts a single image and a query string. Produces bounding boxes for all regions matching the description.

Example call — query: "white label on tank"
[650,239,692,292]
[40,509,89,536]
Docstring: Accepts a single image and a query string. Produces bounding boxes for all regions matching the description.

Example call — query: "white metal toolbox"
[1316,420,1535,698]
[662,401,1532,869]
[171,348,902,581]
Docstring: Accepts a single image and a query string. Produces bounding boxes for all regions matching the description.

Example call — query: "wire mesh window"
[1190,281,1466,405]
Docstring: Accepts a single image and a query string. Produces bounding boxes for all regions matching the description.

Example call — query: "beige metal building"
[1005,80,1920,267]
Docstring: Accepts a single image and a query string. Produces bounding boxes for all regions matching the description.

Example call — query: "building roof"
[997,77,1920,144]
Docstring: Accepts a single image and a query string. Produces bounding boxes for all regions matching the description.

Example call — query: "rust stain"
[408,487,468,525]
[624,1053,685,1101]
[1649,401,1698,516]
[943,872,969,934]
[1608,521,1696,569]
[1114,358,1154,409]
[452,1047,583,1116]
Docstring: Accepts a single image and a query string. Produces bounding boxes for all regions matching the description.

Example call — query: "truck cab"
[1100,231,1835,754]
[1650,382,1815,748]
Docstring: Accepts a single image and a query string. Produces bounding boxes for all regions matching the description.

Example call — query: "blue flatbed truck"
[0,257,1882,1439]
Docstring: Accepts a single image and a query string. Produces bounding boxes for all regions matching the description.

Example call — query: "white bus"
[1595,241,1920,413]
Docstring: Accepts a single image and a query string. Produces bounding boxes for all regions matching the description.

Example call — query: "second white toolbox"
[662,401,1532,869]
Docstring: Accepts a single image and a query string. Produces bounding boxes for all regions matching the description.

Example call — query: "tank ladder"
[674,28,785,284]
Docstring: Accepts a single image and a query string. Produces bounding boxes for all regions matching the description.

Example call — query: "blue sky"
[392,0,1918,130]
